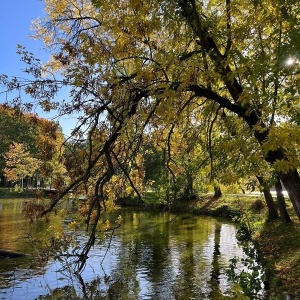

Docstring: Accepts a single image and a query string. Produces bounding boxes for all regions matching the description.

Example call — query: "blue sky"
[0,0,76,136]
[0,0,45,76]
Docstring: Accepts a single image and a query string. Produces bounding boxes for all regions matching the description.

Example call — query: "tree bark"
[257,176,279,221]
[184,172,194,199]
[275,177,292,223]
[213,185,222,199]
[278,170,300,220]
[263,189,279,221]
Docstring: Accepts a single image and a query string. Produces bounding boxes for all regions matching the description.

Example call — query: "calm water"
[0,198,264,299]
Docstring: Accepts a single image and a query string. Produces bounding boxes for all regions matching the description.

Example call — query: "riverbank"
[0,188,35,198]
[256,219,300,299]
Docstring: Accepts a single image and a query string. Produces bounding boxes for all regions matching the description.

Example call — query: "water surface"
[0,198,263,299]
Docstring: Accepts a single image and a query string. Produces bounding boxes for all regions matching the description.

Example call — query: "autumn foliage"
[0,105,66,188]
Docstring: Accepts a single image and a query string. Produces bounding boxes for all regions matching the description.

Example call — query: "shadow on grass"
[256,220,300,298]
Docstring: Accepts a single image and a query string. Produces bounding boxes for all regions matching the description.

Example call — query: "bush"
[249,199,265,212]
[212,205,241,219]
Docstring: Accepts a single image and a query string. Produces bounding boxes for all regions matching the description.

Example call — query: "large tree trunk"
[257,176,279,221]
[213,185,222,199]
[278,170,300,220]
[262,189,279,221]
[275,177,292,223]
[184,172,195,199]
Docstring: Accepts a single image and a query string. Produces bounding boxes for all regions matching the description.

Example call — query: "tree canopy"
[3,142,41,183]
[0,105,36,172]
[0,104,66,188]
[1,0,300,269]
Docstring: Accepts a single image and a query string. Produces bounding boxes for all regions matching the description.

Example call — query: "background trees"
[0,105,66,189]
[0,105,36,175]
[3,142,41,189]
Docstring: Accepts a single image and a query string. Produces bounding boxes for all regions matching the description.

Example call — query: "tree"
[2,0,300,269]
[0,105,36,174]
[3,142,41,188]
[175,0,300,218]
[0,105,67,188]
[275,177,292,223]
[34,118,68,190]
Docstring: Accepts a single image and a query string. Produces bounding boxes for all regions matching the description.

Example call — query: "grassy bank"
[0,187,35,198]
[257,220,300,299]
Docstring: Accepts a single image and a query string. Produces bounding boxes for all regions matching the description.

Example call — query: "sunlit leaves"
[3,142,41,182]
[0,105,66,189]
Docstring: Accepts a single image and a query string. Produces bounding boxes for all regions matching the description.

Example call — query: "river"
[0,198,265,299]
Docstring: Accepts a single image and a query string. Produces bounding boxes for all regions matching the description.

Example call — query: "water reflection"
[0,200,264,299]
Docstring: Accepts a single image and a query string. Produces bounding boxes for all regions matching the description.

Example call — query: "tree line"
[0,104,66,190]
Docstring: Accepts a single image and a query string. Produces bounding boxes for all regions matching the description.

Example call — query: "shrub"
[249,199,265,212]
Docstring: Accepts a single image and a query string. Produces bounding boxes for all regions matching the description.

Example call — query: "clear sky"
[0,0,45,76]
[0,0,76,136]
